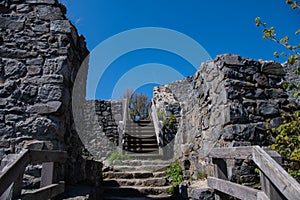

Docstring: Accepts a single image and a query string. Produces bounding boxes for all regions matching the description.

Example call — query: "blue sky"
[60,1,299,100]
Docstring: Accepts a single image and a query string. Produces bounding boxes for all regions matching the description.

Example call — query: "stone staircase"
[102,160,173,199]
[123,120,159,155]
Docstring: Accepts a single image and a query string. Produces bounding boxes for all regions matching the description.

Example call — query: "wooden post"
[12,167,25,198]
[212,158,230,200]
[118,122,124,155]
[41,162,54,187]
[260,172,287,200]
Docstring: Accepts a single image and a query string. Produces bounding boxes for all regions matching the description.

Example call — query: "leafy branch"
[255,17,300,64]
[257,0,300,182]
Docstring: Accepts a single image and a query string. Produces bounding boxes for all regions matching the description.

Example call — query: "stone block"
[253,73,269,87]
[27,65,42,76]
[25,0,55,4]
[38,84,63,102]
[50,20,72,33]
[223,124,255,141]
[44,56,68,75]
[16,4,33,13]
[26,101,62,114]
[229,103,249,124]
[257,102,279,116]
[36,5,63,20]
[218,54,244,66]
[0,14,25,31]
[261,61,285,76]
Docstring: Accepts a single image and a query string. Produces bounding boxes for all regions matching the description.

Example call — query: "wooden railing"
[118,98,128,154]
[208,146,300,200]
[0,149,67,200]
[151,99,163,155]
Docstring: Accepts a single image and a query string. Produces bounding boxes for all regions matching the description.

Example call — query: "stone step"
[123,144,158,148]
[125,132,156,136]
[103,194,173,200]
[59,185,102,200]
[112,160,171,166]
[124,149,159,154]
[103,171,166,179]
[103,177,167,187]
[102,185,172,197]
[124,137,157,141]
[112,165,169,172]
[122,153,162,159]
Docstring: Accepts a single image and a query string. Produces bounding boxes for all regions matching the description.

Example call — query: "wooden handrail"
[151,99,163,156]
[118,98,128,154]
[208,146,300,200]
[0,149,67,199]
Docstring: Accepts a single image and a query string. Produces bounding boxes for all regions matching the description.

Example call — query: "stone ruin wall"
[83,100,123,160]
[154,54,295,182]
[0,0,101,185]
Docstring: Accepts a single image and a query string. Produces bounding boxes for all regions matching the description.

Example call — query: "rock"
[50,20,72,33]
[239,65,258,75]
[261,61,285,76]
[38,84,63,102]
[43,56,68,75]
[25,0,55,4]
[26,101,62,114]
[26,57,45,65]
[36,5,63,20]
[16,4,32,13]
[27,65,42,76]
[230,103,249,123]
[3,58,27,79]
[257,102,279,116]
[270,117,284,128]
[189,187,214,200]
[223,124,256,141]
[253,73,269,87]
[265,88,287,99]
[0,14,25,31]
[218,54,244,66]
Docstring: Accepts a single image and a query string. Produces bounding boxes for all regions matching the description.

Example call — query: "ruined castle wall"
[154,54,291,179]
[83,100,123,160]
[0,0,101,185]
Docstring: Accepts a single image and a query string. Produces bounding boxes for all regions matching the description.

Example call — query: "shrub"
[166,161,183,194]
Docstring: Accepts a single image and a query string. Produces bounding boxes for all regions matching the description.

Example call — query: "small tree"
[256,0,300,181]
[128,92,151,121]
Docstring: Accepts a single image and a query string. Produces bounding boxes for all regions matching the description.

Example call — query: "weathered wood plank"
[28,150,67,163]
[264,149,282,165]
[257,191,270,200]
[212,158,228,180]
[41,162,54,187]
[21,181,65,200]
[207,176,261,200]
[212,158,229,200]
[253,146,300,200]
[0,149,29,196]
[0,183,13,200]
[209,147,253,159]
[260,172,286,200]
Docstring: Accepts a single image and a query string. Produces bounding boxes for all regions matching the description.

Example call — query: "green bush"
[166,161,183,194]
[271,111,300,182]
[157,111,166,121]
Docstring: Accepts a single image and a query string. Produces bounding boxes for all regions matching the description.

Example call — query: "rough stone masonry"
[0,0,101,185]
[153,54,297,181]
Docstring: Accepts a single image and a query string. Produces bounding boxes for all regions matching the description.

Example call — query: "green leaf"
[255,17,261,27]
[273,51,279,58]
